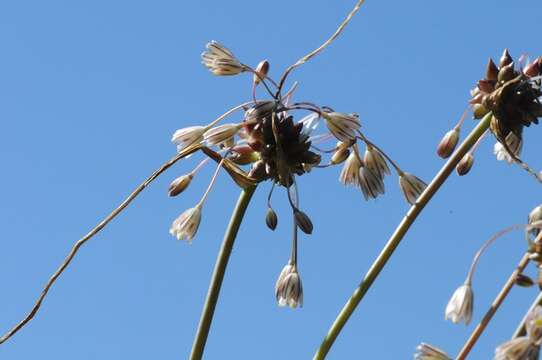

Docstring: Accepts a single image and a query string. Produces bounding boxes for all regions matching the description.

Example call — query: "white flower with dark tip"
[364,146,390,180]
[414,343,451,360]
[339,151,361,186]
[322,112,361,142]
[275,263,303,308]
[201,41,245,76]
[172,126,206,151]
[203,123,242,147]
[169,204,202,242]
[359,165,385,200]
[444,284,473,325]
[399,172,427,205]
[494,132,523,164]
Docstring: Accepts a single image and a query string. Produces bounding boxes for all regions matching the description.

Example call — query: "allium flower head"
[171,126,206,151]
[275,264,303,308]
[444,284,473,325]
[399,172,427,205]
[414,343,451,360]
[201,41,246,76]
[169,204,202,242]
[322,111,361,142]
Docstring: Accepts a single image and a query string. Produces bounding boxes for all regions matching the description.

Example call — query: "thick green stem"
[189,185,257,360]
[313,113,492,360]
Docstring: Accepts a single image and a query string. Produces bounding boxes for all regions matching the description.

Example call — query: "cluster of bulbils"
[415,203,542,359]
[436,49,542,179]
[167,41,427,309]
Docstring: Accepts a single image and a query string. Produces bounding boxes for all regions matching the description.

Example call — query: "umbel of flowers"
[436,49,542,180]
[168,41,427,308]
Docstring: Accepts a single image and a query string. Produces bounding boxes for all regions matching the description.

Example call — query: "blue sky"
[1,0,542,359]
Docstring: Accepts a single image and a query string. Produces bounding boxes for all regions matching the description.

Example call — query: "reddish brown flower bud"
[437,128,460,159]
[499,49,513,68]
[486,58,499,81]
[524,59,541,78]
[253,60,270,85]
[456,153,474,176]
[266,207,278,230]
[168,174,193,197]
[477,79,495,93]
[294,210,313,235]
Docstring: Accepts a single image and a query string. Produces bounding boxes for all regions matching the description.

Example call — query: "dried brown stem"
[455,252,531,360]
[0,144,201,345]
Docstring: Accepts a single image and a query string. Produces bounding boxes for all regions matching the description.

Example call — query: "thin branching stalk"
[455,253,531,360]
[0,144,201,345]
[512,291,542,338]
[313,112,493,360]
[276,0,366,95]
[189,185,257,360]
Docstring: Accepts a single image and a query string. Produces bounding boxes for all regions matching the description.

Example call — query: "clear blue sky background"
[1,1,542,359]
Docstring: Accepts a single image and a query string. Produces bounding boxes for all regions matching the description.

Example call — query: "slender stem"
[512,291,542,338]
[465,224,525,285]
[0,145,201,345]
[276,0,366,96]
[313,113,492,360]
[455,253,531,360]
[189,185,257,360]
[198,159,225,206]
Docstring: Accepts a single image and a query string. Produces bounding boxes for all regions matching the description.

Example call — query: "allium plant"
[2,1,542,359]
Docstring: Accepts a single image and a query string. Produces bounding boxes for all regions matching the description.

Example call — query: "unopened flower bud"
[248,160,267,181]
[499,48,513,68]
[253,60,269,85]
[515,273,535,288]
[528,205,542,239]
[331,146,350,164]
[486,58,499,81]
[456,153,474,176]
[294,209,313,235]
[437,128,460,159]
[472,103,489,119]
[168,174,193,197]
[497,62,515,84]
[230,144,260,165]
[477,79,495,93]
[524,59,540,78]
[266,207,278,230]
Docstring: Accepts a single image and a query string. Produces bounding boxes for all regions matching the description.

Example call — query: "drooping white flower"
[275,264,303,308]
[359,165,385,200]
[364,146,390,180]
[171,126,206,151]
[494,132,523,164]
[339,151,361,186]
[169,204,202,242]
[203,123,242,147]
[399,172,427,205]
[494,337,536,360]
[414,343,451,360]
[322,112,361,142]
[444,284,473,325]
[201,41,245,76]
